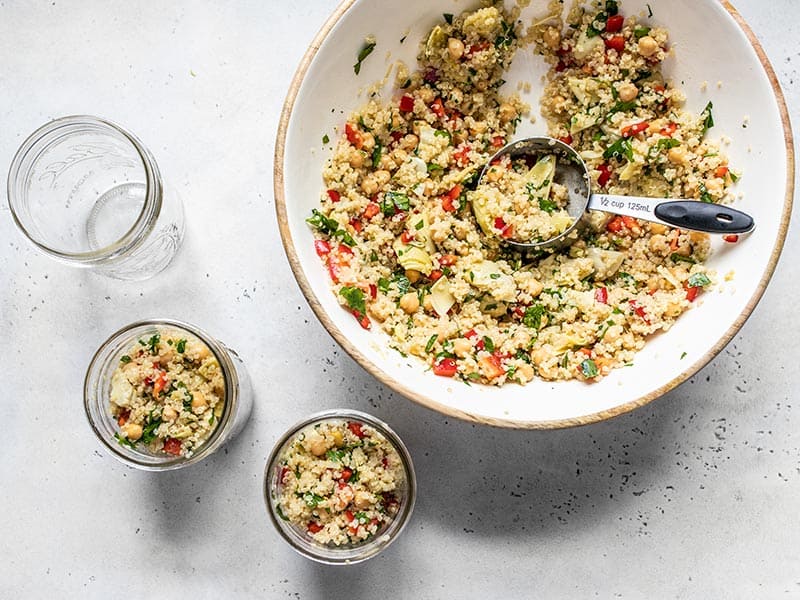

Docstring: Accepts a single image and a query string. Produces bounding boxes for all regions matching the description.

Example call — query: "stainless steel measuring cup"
[476,136,755,250]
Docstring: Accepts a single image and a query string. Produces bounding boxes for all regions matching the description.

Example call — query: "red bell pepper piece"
[621,121,649,137]
[433,358,458,377]
[597,163,612,187]
[344,123,363,149]
[606,14,624,33]
[163,437,182,456]
[399,94,414,112]
[347,422,365,439]
[605,36,626,52]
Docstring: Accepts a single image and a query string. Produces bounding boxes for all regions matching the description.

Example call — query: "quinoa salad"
[307,1,739,386]
[109,328,225,457]
[273,419,404,546]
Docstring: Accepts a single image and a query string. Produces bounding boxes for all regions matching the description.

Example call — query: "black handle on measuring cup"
[654,201,755,234]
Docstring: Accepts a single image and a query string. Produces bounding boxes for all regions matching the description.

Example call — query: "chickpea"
[360,170,389,196]
[400,133,419,152]
[485,165,503,183]
[122,423,143,442]
[705,177,724,194]
[617,82,639,102]
[361,177,378,196]
[474,80,488,92]
[348,148,365,169]
[162,406,178,422]
[391,148,408,165]
[648,234,669,255]
[648,223,669,235]
[306,431,330,457]
[453,337,472,358]
[515,362,535,383]
[688,231,708,245]
[526,278,544,298]
[332,429,344,447]
[469,120,487,135]
[667,146,690,166]
[405,269,422,284]
[542,26,561,50]
[191,391,208,413]
[354,491,375,509]
[360,132,375,153]
[665,302,683,318]
[638,35,659,57]
[399,292,420,314]
[498,103,518,125]
[447,37,465,60]
[418,87,435,104]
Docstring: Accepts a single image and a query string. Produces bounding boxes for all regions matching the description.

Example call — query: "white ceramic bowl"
[275,0,793,428]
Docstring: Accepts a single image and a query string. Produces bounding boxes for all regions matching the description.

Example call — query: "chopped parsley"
[700,101,714,137]
[322,134,330,144]
[495,20,516,49]
[482,336,495,353]
[143,334,160,355]
[119,355,132,364]
[687,273,711,288]
[443,13,454,25]
[306,209,356,246]
[538,196,558,213]
[326,448,347,462]
[175,338,187,354]
[339,286,367,316]
[580,358,599,378]
[634,26,651,39]
[698,182,714,203]
[380,191,410,216]
[670,253,697,265]
[140,412,163,445]
[523,304,546,330]
[353,39,376,75]
[603,138,634,162]
[114,432,137,449]
[425,334,438,353]
[371,143,383,168]
[302,492,324,508]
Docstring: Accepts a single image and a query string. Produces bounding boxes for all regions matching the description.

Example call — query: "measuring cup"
[476,137,755,250]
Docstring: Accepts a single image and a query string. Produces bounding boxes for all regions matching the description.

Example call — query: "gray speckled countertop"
[1,1,798,598]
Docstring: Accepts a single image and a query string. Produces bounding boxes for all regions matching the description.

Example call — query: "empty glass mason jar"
[84,319,253,470]
[7,115,184,280]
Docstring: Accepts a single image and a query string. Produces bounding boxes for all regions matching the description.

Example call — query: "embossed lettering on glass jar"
[7,115,184,280]
[84,319,253,470]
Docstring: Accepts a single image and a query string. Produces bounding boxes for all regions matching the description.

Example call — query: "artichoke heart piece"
[572,30,603,61]
[586,247,625,280]
[426,25,447,57]
[469,188,499,237]
[430,276,456,317]
[525,154,556,204]
[110,369,135,408]
[567,77,602,106]
[466,260,516,303]
[393,238,433,275]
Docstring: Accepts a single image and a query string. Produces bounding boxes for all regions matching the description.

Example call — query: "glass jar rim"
[6,115,163,263]
[84,318,241,470]
[263,409,417,564]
